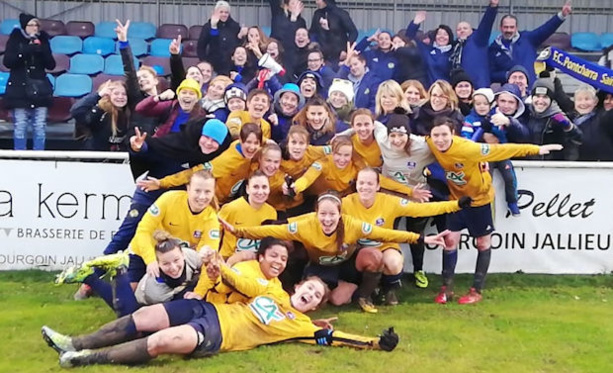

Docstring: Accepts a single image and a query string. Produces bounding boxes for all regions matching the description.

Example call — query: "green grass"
[1,271,612,373]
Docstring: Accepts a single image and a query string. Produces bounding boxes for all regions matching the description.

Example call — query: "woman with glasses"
[412,80,464,136]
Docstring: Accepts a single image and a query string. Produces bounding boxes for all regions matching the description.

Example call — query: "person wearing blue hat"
[271,83,305,142]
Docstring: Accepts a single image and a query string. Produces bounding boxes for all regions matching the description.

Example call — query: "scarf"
[450,39,465,69]
[201,97,225,113]
[159,263,187,288]
[433,43,452,53]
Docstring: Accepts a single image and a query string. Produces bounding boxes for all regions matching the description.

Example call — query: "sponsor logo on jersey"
[446,171,467,186]
[361,222,373,234]
[236,238,260,252]
[209,229,220,239]
[288,222,298,233]
[249,296,285,325]
[148,204,160,216]
[202,162,213,171]
[312,162,322,171]
[400,198,410,206]
[357,238,382,247]
[481,144,490,155]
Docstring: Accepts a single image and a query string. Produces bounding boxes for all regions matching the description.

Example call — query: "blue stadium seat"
[54,73,92,97]
[261,26,271,37]
[571,32,600,52]
[141,56,171,76]
[0,71,9,95]
[104,54,139,75]
[149,38,174,57]
[50,35,83,55]
[83,36,116,56]
[116,38,148,57]
[95,21,118,39]
[69,54,104,75]
[128,22,157,40]
[46,74,55,89]
[601,33,613,49]
[0,19,20,35]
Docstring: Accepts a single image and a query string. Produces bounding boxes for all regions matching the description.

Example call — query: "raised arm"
[473,1,498,47]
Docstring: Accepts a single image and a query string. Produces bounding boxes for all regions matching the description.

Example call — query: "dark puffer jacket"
[526,101,582,160]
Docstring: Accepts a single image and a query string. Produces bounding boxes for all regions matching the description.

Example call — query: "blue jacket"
[406,22,451,85]
[336,66,380,112]
[489,14,565,85]
[458,5,497,88]
[355,37,398,81]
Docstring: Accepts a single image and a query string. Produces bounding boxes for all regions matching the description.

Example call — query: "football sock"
[473,248,492,292]
[442,249,458,288]
[72,315,137,351]
[112,269,140,317]
[410,242,425,272]
[356,271,382,299]
[70,338,152,366]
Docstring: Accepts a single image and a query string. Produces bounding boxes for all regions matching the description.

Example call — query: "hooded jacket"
[527,101,582,160]
[309,0,358,62]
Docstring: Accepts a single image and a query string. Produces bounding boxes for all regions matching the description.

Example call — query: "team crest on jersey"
[312,162,322,171]
[129,209,139,218]
[193,230,202,238]
[407,161,416,169]
[209,229,220,239]
[400,198,409,206]
[288,222,298,233]
[481,144,490,155]
[148,204,160,216]
[388,62,395,69]
[375,218,385,226]
[364,88,370,94]
[455,163,464,169]
[286,311,296,320]
[202,162,213,171]
[446,171,467,185]
[361,222,373,234]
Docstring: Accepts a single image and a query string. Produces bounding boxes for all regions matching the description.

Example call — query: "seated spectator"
[309,0,358,64]
[3,13,55,150]
[70,81,131,151]
[197,1,245,72]
[570,85,613,161]
[526,76,582,160]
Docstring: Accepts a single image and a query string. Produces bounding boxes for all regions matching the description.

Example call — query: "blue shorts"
[446,203,495,238]
[303,251,361,289]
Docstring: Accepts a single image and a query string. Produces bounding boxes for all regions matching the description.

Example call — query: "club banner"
[0,158,612,274]
[537,46,613,94]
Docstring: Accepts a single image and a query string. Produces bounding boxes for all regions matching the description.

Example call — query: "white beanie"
[472,88,495,104]
[328,79,355,103]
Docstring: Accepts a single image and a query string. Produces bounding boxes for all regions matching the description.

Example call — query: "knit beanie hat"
[274,83,305,107]
[224,83,247,105]
[506,65,531,85]
[176,78,203,100]
[472,88,494,104]
[297,70,323,90]
[531,73,555,100]
[328,79,355,103]
[19,13,38,30]
[201,119,229,145]
[385,107,412,135]
[450,69,473,88]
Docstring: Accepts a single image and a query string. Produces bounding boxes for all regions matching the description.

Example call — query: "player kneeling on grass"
[42,256,399,368]
[426,116,562,305]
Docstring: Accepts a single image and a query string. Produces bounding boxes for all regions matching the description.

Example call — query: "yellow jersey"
[217,197,277,259]
[234,213,421,266]
[158,141,251,204]
[342,192,460,250]
[213,265,381,352]
[426,136,540,206]
[351,134,382,167]
[281,145,331,179]
[226,110,271,141]
[129,191,220,265]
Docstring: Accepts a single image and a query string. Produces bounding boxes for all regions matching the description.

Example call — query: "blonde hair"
[138,65,158,78]
[210,75,233,89]
[428,80,459,110]
[97,80,129,137]
[375,80,411,116]
[401,79,429,105]
[574,84,598,102]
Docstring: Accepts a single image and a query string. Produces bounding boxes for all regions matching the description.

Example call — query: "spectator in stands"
[135,78,206,138]
[297,70,324,99]
[285,27,311,80]
[197,1,246,72]
[3,13,55,150]
[401,79,429,110]
[355,29,398,82]
[450,69,474,116]
[70,81,131,151]
[336,43,380,112]
[570,85,613,161]
[392,35,428,88]
[243,26,268,66]
[306,49,336,88]
[201,75,233,122]
[309,0,358,64]
[492,83,530,142]
[526,75,582,160]
[268,0,307,54]
[374,80,411,125]
[451,0,498,88]
[213,45,256,84]
[327,78,355,127]
[168,35,208,96]
[406,11,454,85]
[412,80,464,136]
[489,1,572,85]
[505,65,530,99]
[223,83,247,114]
[293,96,338,145]
[270,83,305,142]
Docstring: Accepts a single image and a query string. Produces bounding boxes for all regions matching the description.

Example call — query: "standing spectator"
[374,80,411,125]
[401,79,429,110]
[306,49,336,88]
[268,0,307,54]
[336,43,380,112]
[412,80,464,136]
[327,78,355,128]
[354,29,399,82]
[506,65,530,100]
[284,27,311,80]
[3,13,55,150]
[309,0,358,64]
[450,0,498,88]
[570,86,613,161]
[489,1,572,85]
[197,1,246,72]
[392,35,428,87]
[450,69,474,116]
[406,11,454,85]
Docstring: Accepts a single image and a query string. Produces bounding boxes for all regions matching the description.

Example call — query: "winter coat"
[526,101,582,160]
[392,45,429,87]
[489,14,565,85]
[336,66,380,112]
[3,29,55,109]
[406,22,452,85]
[268,0,307,53]
[355,37,398,82]
[411,103,464,136]
[135,96,206,138]
[309,0,358,62]
[572,109,613,161]
[284,44,309,81]
[197,17,242,72]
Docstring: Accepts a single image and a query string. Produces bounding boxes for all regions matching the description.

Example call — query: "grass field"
[1,270,612,373]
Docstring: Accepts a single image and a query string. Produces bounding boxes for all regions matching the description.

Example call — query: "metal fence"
[2,0,613,34]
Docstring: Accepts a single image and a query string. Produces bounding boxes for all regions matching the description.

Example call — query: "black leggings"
[394,217,429,271]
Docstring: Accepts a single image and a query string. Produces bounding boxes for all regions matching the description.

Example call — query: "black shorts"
[303,251,361,289]
[186,302,223,358]
[127,254,146,283]
[446,203,495,237]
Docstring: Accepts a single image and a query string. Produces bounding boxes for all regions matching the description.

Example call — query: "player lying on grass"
[42,252,398,367]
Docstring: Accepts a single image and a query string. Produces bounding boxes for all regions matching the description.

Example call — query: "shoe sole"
[41,327,66,354]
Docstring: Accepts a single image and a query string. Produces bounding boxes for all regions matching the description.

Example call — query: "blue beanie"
[201,119,228,145]
[274,83,305,107]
